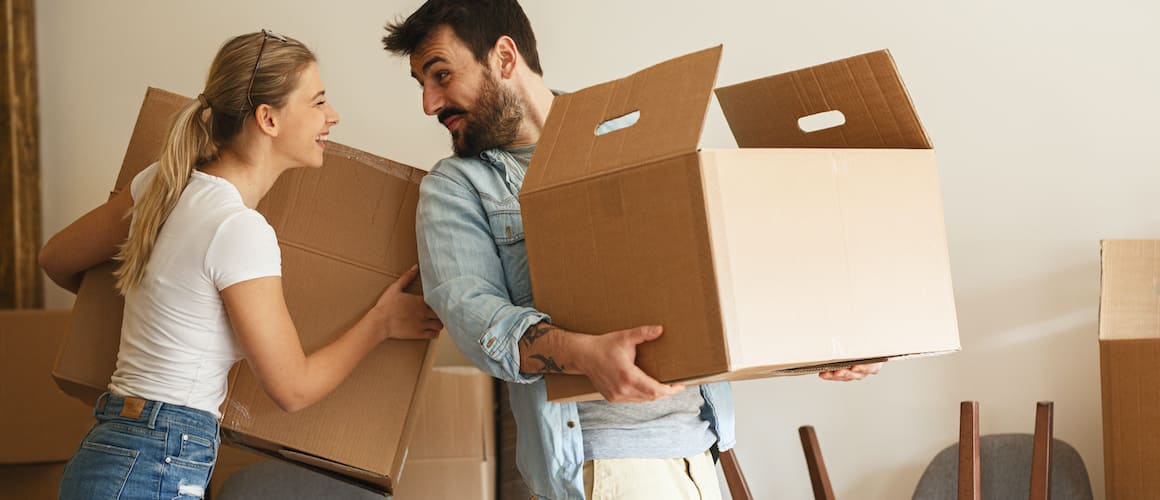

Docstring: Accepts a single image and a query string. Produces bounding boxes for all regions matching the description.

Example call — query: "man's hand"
[517,323,684,403]
[818,362,884,382]
[574,326,685,403]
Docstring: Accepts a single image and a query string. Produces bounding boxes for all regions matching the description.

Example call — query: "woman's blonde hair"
[114,31,315,292]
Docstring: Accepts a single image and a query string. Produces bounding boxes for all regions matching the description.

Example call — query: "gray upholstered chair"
[912,401,1093,500]
[912,433,1093,500]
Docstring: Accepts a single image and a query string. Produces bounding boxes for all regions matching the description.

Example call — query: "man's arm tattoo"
[522,323,551,348]
[530,354,565,373]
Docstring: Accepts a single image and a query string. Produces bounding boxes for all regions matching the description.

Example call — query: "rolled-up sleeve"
[416,169,547,384]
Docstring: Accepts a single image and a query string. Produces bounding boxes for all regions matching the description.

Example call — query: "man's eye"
[436,71,450,82]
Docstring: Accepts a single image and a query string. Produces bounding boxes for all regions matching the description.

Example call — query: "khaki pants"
[582,450,723,500]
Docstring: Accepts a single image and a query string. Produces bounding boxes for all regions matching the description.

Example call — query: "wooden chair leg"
[799,425,836,500]
[1029,401,1054,500]
[719,448,754,500]
[959,401,981,500]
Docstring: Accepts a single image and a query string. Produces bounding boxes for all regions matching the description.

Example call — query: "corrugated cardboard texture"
[394,458,496,500]
[52,87,435,492]
[407,367,495,460]
[525,152,728,386]
[0,310,93,464]
[222,140,432,490]
[1100,339,1160,499]
[208,368,497,499]
[714,50,930,149]
[522,48,957,402]
[525,46,721,192]
[0,462,66,500]
[1099,240,1160,340]
[1099,240,1160,498]
[53,262,121,407]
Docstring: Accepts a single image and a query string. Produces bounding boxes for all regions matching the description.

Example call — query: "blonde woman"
[40,30,442,500]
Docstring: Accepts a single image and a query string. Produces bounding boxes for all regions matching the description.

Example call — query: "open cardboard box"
[51,88,435,494]
[521,47,961,402]
[1098,239,1160,499]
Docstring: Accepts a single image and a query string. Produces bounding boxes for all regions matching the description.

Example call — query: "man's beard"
[450,70,524,158]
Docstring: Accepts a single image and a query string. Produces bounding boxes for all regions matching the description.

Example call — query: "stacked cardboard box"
[520,47,962,401]
[1098,240,1160,499]
[0,310,94,498]
[50,87,436,494]
[393,364,496,500]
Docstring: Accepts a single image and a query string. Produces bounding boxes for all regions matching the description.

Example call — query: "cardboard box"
[0,310,92,464]
[50,87,436,494]
[0,462,66,500]
[394,366,496,500]
[208,366,497,500]
[394,458,496,500]
[1098,239,1160,499]
[521,47,960,401]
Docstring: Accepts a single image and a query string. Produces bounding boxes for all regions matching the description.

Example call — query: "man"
[383,2,881,498]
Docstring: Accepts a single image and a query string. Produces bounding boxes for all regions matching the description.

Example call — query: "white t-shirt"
[108,163,281,417]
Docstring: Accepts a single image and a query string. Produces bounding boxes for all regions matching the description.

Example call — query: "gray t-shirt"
[504,144,718,460]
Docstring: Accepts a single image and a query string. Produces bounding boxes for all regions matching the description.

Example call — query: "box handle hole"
[797,110,846,133]
[595,110,641,136]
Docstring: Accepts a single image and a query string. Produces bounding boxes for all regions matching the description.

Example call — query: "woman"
[39,30,442,500]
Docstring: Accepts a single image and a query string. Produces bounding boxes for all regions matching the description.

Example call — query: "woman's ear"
[254,104,279,138]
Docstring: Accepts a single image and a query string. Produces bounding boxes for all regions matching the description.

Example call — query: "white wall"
[37,1,1160,498]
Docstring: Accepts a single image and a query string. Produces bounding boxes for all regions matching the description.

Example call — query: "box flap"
[524,46,722,194]
[1100,240,1160,340]
[714,50,930,149]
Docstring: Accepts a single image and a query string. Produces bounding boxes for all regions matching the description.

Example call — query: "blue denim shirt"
[415,147,736,500]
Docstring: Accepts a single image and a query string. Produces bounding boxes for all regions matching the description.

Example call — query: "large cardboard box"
[208,365,497,500]
[0,310,92,464]
[50,88,436,494]
[394,366,496,500]
[522,47,960,401]
[0,462,67,500]
[1098,239,1160,499]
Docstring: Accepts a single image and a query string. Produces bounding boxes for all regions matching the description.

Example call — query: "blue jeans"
[59,393,220,500]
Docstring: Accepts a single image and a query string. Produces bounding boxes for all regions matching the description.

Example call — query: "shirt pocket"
[482,198,533,306]
[487,209,525,245]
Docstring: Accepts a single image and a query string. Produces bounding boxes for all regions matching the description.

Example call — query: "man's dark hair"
[382,0,543,75]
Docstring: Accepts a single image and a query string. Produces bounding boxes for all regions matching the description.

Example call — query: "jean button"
[165,457,172,464]
[182,434,189,441]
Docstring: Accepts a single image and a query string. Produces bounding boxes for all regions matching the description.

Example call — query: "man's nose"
[422,85,443,116]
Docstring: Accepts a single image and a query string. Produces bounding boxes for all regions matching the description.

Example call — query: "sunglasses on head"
[245,29,289,112]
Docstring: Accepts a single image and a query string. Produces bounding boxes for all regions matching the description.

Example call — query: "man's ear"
[254,104,279,138]
[492,35,519,79]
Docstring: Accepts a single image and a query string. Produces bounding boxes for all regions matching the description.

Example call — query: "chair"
[720,448,754,500]
[911,401,1093,500]
[716,426,832,500]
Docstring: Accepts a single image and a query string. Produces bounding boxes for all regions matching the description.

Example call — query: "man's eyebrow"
[421,56,447,74]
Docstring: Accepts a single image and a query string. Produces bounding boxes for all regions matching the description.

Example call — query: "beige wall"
[38,1,1160,498]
